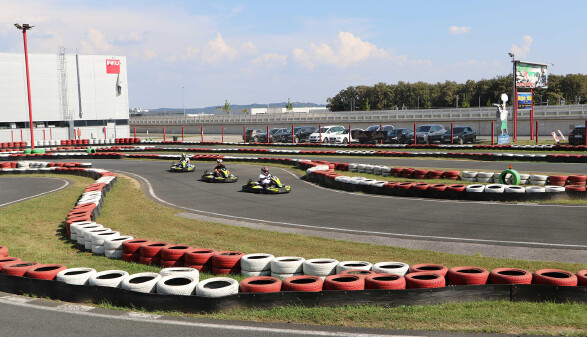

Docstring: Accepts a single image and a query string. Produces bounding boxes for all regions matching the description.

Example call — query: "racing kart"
[169,161,195,172]
[241,175,291,194]
[201,168,238,183]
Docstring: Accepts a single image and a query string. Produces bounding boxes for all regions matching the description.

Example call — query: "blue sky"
[1,0,585,109]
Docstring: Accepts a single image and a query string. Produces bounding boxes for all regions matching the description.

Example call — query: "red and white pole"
[221,125,224,143]
[413,122,417,145]
[20,27,35,149]
[530,88,534,140]
[181,126,184,142]
[450,121,454,145]
[491,121,494,146]
[163,126,166,142]
[266,125,269,144]
[292,124,295,144]
[319,124,322,145]
[200,126,203,142]
[536,120,539,145]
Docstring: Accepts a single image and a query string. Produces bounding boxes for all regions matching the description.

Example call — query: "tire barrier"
[489,268,533,285]
[240,276,282,293]
[56,268,97,285]
[365,274,406,290]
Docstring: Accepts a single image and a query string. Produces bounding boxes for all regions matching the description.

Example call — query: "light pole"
[15,23,35,149]
[182,86,185,115]
[508,52,517,141]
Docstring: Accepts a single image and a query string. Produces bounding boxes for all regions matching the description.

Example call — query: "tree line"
[326,74,587,111]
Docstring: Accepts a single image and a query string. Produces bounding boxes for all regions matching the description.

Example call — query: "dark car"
[363,125,394,144]
[283,126,318,143]
[442,126,476,144]
[258,128,289,143]
[407,124,446,144]
[243,129,264,142]
[385,128,410,144]
[568,125,586,145]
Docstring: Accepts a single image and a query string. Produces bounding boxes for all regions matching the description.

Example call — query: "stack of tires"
[139,242,170,266]
[183,248,216,272]
[240,253,274,277]
[212,251,244,275]
[160,245,191,267]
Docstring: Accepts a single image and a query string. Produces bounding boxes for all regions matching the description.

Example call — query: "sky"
[1,0,586,109]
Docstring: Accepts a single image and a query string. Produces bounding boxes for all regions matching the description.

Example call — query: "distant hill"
[146,102,325,116]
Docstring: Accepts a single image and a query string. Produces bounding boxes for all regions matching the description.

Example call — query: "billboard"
[106,59,120,74]
[517,92,532,109]
[515,62,548,88]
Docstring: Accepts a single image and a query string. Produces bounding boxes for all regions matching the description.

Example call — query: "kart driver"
[180,153,190,167]
[214,159,227,177]
[258,166,272,188]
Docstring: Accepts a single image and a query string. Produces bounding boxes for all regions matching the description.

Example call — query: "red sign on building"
[106,59,120,74]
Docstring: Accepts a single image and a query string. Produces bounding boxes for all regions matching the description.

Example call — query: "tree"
[285,98,293,111]
[224,100,230,114]
[364,98,370,111]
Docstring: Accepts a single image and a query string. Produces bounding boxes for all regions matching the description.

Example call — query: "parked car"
[327,128,363,144]
[385,128,410,144]
[243,129,264,142]
[308,125,345,143]
[363,125,394,143]
[258,128,289,143]
[406,124,447,144]
[442,126,477,144]
[568,125,586,145]
[282,126,318,143]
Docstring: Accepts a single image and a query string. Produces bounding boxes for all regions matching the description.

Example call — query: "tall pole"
[530,88,534,140]
[15,24,35,150]
[510,53,518,142]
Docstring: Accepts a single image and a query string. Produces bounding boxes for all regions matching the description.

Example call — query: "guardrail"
[130,105,587,126]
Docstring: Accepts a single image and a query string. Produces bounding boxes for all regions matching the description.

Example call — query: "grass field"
[0,171,585,336]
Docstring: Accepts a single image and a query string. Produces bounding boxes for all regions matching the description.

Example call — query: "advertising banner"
[515,62,548,88]
[106,59,120,74]
[517,92,532,109]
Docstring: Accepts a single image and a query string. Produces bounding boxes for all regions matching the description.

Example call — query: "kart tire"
[532,269,578,286]
[270,272,303,280]
[104,236,134,250]
[91,231,120,246]
[212,251,244,269]
[160,259,184,268]
[0,245,8,257]
[121,252,140,262]
[447,266,489,285]
[240,276,282,293]
[499,169,520,185]
[89,270,129,288]
[405,272,446,289]
[577,270,587,286]
[270,256,305,274]
[91,244,105,255]
[161,245,192,261]
[140,242,170,258]
[340,269,377,279]
[282,275,323,292]
[212,266,241,275]
[160,267,200,279]
[0,257,22,271]
[324,274,364,291]
[303,258,339,277]
[335,261,373,274]
[195,277,239,297]
[25,264,67,280]
[184,248,216,265]
[104,249,122,259]
[372,262,409,276]
[183,263,212,273]
[56,267,97,285]
[409,263,448,277]
[489,268,532,285]
[121,272,161,293]
[241,269,271,277]
[122,239,152,254]
[365,274,406,290]
[240,253,274,272]
[156,274,199,295]
[139,256,160,266]
[1,261,39,276]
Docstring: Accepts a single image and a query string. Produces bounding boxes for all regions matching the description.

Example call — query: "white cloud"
[449,26,471,35]
[180,46,200,60]
[293,31,387,69]
[511,35,533,58]
[114,31,143,45]
[252,53,287,68]
[240,41,258,55]
[201,33,238,64]
[80,28,111,53]
[143,49,157,60]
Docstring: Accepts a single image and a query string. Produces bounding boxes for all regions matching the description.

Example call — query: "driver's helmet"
[261,166,269,175]
[181,153,187,159]
[217,159,223,165]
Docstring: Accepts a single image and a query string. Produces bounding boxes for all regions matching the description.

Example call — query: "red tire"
[568,175,587,185]
[183,263,211,273]
[121,252,140,262]
[0,245,8,257]
[547,175,568,186]
[446,184,466,192]
[240,276,282,293]
[489,268,532,284]
[533,269,578,286]
[405,272,446,289]
[0,257,22,271]
[427,170,444,179]
[139,242,170,258]
[340,269,377,280]
[159,259,184,268]
[122,239,151,254]
[429,184,448,191]
[324,274,364,290]
[413,169,429,176]
[447,266,489,285]
[211,266,241,275]
[184,248,216,265]
[577,270,587,286]
[409,263,448,277]
[282,275,323,292]
[2,261,39,276]
[565,185,586,192]
[160,245,191,261]
[212,251,244,269]
[395,182,414,190]
[139,256,160,266]
[25,264,67,280]
[411,183,430,191]
[365,274,406,290]
[402,169,415,178]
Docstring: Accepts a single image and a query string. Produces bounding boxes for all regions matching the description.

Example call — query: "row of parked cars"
[245,124,477,144]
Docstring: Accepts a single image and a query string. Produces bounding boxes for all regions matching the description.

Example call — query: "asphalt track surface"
[0,176,70,207]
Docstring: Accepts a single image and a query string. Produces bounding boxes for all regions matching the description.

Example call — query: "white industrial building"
[0,51,129,142]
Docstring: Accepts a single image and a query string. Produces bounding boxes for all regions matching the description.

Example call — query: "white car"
[308,125,345,143]
[327,128,362,144]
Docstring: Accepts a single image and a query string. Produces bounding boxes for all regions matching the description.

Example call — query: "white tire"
[104,236,134,250]
[530,174,548,181]
[83,228,111,243]
[89,270,129,288]
[271,256,305,274]
[462,171,478,178]
[484,184,505,193]
[545,185,565,192]
[104,249,122,259]
[526,186,546,193]
[91,244,105,255]
[466,184,485,192]
[336,261,372,274]
[241,270,271,277]
[348,163,358,172]
[70,221,95,239]
[477,172,493,178]
[357,164,366,173]
[460,177,477,182]
[76,224,103,244]
[156,275,199,295]
[121,272,161,293]
[91,231,120,246]
[271,272,303,281]
[519,174,530,180]
[529,180,546,186]
[372,262,410,276]
[505,185,526,193]
[56,268,97,285]
[240,253,274,272]
[160,267,200,280]
[303,258,338,276]
[195,277,239,297]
